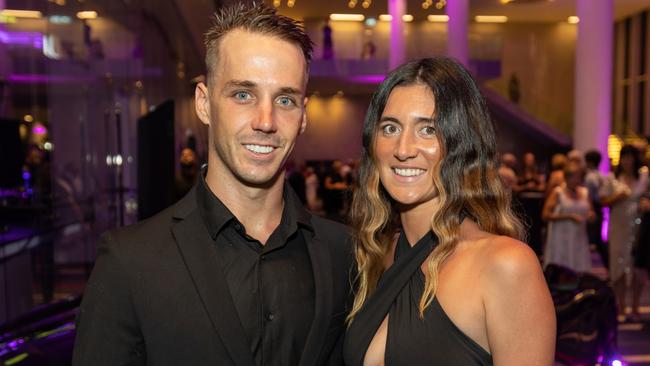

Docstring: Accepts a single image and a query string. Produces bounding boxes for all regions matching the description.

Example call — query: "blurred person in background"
[567,149,585,168]
[542,161,594,273]
[323,159,348,222]
[515,152,546,256]
[584,149,608,267]
[516,152,545,194]
[601,144,649,322]
[175,147,199,200]
[304,165,321,212]
[633,188,650,320]
[545,153,568,197]
[498,153,518,192]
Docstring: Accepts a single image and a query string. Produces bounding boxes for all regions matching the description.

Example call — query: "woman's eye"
[420,126,436,135]
[381,124,399,135]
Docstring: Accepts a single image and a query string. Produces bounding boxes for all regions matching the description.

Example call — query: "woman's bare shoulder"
[475,234,543,284]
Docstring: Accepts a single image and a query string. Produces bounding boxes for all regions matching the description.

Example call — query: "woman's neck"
[399,200,438,246]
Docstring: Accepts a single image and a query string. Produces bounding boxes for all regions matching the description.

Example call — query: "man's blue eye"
[278,97,294,106]
[235,92,250,99]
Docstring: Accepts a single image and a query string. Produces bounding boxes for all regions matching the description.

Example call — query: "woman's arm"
[541,189,559,222]
[482,238,556,365]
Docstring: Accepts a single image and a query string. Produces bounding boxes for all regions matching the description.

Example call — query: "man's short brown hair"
[204,2,313,80]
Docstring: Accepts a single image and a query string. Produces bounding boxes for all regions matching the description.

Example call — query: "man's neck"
[205,165,285,245]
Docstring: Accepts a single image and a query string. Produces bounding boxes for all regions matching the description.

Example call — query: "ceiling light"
[475,15,508,23]
[567,16,579,24]
[76,11,98,20]
[427,15,449,22]
[49,15,72,24]
[379,14,413,22]
[330,14,364,21]
[0,9,43,19]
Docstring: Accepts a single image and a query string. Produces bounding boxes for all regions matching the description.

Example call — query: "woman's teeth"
[393,168,425,177]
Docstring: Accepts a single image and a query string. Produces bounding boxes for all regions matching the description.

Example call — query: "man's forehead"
[212,32,308,90]
[217,29,306,65]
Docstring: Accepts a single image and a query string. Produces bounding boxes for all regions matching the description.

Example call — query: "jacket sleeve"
[72,231,145,366]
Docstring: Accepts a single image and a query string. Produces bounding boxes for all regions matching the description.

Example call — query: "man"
[72,3,352,365]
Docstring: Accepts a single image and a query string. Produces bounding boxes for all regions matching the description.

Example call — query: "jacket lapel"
[171,200,255,366]
[299,228,334,366]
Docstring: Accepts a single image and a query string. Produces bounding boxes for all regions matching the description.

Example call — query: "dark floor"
[586,252,650,366]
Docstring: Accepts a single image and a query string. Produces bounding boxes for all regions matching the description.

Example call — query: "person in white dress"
[601,144,649,321]
[542,162,594,272]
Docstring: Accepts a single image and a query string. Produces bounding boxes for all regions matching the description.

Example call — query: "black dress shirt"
[196,173,315,366]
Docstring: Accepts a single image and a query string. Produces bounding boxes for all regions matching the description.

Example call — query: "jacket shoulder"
[100,190,196,254]
[311,216,350,240]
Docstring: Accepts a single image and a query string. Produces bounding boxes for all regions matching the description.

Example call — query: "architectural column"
[574,0,613,170]
[388,0,406,70]
[446,0,469,67]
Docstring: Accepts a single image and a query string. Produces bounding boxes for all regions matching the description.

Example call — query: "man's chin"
[234,168,284,189]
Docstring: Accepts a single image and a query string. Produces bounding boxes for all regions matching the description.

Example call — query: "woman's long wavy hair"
[348,57,525,321]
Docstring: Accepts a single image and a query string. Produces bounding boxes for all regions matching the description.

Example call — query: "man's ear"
[299,96,308,134]
[195,82,210,126]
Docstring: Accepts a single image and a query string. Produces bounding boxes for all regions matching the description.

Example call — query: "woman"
[343,58,555,365]
[542,161,594,272]
[601,144,649,321]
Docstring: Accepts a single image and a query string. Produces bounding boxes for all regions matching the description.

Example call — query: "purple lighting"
[32,125,47,135]
[602,207,610,242]
[8,74,94,84]
[0,30,42,48]
[348,74,386,84]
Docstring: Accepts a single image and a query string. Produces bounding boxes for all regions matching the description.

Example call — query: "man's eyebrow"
[278,86,302,95]
[224,80,257,89]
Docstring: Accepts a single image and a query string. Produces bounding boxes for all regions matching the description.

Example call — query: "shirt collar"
[196,167,313,240]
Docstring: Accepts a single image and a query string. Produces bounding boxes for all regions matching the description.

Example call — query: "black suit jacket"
[72,187,353,366]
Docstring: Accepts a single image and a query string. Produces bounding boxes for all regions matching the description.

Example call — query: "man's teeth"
[393,168,425,177]
[244,144,274,154]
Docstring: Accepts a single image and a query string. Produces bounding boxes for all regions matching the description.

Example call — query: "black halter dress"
[343,231,493,366]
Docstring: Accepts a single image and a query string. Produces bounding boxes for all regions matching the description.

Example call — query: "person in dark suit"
[72,3,353,366]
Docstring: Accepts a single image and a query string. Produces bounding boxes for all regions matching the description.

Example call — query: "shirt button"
[266,312,275,321]
[261,255,266,260]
